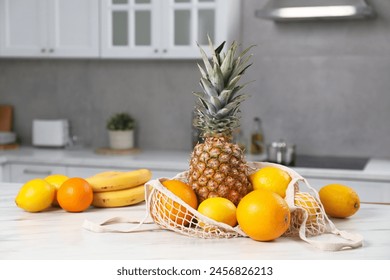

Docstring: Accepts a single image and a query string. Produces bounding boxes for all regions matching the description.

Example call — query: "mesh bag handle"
[82,185,159,233]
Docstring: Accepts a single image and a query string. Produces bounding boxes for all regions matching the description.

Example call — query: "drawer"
[67,166,129,178]
[10,163,67,183]
[67,166,180,180]
[303,177,390,204]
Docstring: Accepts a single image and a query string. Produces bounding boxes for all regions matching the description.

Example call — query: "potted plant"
[106,113,135,149]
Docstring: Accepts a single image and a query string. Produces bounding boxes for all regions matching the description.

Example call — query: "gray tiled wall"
[1,0,389,158]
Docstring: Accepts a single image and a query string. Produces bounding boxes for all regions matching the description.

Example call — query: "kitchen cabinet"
[9,163,66,183]
[0,0,99,58]
[100,0,241,59]
[67,166,178,179]
[302,177,390,204]
[2,162,181,183]
[67,166,127,178]
[1,147,389,203]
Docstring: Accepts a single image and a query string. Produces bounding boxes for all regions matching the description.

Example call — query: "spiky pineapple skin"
[188,137,252,206]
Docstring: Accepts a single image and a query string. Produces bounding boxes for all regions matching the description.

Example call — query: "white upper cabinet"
[101,0,159,58]
[0,0,99,58]
[101,0,241,59]
[0,0,46,57]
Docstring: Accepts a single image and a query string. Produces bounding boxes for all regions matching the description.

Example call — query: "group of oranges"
[158,166,360,242]
[15,175,93,213]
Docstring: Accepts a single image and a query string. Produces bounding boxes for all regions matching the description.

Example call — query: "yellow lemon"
[237,189,290,241]
[294,192,321,224]
[319,184,360,218]
[249,166,291,198]
[44,174,69,206]
[15,178,55,212]
[197,197,237,227]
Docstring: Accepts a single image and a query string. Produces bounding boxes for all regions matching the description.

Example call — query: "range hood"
[256,0,375,21]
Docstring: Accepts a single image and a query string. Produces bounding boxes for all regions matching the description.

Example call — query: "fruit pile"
[155,165,360,242]
[15,169,152,213]
[152,38,360,242]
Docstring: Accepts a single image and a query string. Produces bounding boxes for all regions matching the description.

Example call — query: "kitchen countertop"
[1,146,390,181]
[0,182,389,260]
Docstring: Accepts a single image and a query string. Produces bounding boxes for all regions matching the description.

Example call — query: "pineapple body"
[189,137,252,206]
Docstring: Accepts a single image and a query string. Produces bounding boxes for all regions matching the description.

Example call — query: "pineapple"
[188,39,254,206]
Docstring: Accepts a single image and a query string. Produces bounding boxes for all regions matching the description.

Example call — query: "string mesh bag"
[284,191,327,237]
[247,162,363,251]
[148,175,243,239]
[82,161,363,251]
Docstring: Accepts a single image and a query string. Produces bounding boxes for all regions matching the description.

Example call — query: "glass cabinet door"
[101,0,158,57]
[162,0,217,58]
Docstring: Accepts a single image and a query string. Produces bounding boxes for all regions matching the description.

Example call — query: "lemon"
[197,197,237,227]
[249,166,291,198]
[15,178,55,212]
[294,192,321,224]
[319,184,360,218]
[44,174,69,206]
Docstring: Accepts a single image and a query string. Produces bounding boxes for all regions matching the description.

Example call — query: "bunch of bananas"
[86,169,152,208]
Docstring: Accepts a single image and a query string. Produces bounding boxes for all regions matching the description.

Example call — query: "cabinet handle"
[49,48,54,53]
[23,169,52,176]
[154,49,158,53]
[163,49,167,53]
[41,48,46,53]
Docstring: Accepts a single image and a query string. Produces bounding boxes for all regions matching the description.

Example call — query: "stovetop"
[291,155,370,170]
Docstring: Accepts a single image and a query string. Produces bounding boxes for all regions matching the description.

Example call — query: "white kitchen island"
[0,182,389,260]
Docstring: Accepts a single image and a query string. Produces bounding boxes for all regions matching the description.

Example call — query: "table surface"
[1,182,389,260]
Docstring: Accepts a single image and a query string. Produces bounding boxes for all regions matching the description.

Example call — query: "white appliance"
[32,119,70,147]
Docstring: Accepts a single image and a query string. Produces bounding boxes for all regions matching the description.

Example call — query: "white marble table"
[1,182,389,260]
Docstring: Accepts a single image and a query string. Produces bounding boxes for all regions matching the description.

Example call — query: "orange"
[197,197,237,227]
[319,184,360,218]
[249,166,291,198]
[158,179,198,227]
[44,174,69,206]
[57,177,93,212]
[237,189,290,241]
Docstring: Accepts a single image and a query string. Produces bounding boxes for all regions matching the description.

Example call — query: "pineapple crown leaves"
[194,37,255,137]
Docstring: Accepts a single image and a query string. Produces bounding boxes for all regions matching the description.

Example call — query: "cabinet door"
[10,163,67,183]
[101,0,160,58]
[48,0,99,57]
[67,166,180,180]
[67,166,129,178]
[303,177,390,204]
[161,0,240,59]
[162,0,216,58]
[0,0,48,57]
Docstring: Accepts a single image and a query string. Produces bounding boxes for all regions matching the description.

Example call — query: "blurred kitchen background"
[1,0,390,158]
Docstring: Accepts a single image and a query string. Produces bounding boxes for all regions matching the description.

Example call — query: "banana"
[86,169,152,193]
[92,184,145,208]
